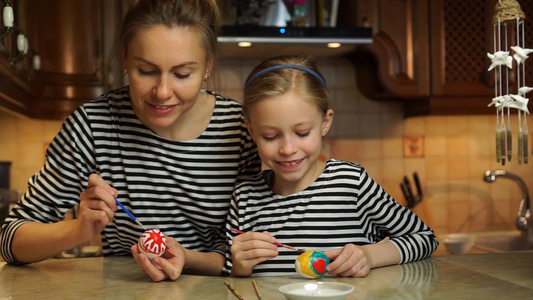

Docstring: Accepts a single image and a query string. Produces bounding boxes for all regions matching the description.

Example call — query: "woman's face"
[124,25,211,136]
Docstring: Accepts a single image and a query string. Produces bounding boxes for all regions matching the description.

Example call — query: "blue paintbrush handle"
[115,198,137,220]
[115,198,146,229]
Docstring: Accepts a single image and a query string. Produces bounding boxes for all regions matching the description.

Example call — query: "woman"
[0,0,260,281]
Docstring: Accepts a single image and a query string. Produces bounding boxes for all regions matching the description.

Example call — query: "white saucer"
[279,282,354,300]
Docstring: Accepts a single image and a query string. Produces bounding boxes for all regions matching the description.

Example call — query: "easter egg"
[138,228,167,259]
[295,250,330,278]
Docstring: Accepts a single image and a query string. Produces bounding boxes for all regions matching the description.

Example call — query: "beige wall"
[1,56,532,241]
[216,56,533,238]
[0,111,62,193]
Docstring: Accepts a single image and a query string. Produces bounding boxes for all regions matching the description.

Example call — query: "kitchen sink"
[472,230,533,252]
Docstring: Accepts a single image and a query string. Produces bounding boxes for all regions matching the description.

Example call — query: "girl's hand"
[131,237,186,281]
[324,244,371,277]
[230,231,278,277]
[77,174,118,242]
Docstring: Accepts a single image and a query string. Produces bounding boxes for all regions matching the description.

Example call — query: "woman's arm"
[11,220,89,263]
[10,174,118,264]
[1,107,99,264]
[132,237,226,281]
[182,249,226,275]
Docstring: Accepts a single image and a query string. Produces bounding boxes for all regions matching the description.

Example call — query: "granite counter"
[1,252,531,299]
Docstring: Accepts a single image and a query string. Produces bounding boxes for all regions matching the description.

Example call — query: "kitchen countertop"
[1,253,532,299]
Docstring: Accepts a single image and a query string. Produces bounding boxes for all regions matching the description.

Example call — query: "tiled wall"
[0,111,62,193]
[214,56,533,238]
[1,56,532,241]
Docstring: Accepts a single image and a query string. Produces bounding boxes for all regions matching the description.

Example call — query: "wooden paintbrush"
[224,281,244,300]
[230,229,305,253]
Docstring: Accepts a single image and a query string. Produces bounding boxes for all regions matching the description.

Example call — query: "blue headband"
[244,64,327,90]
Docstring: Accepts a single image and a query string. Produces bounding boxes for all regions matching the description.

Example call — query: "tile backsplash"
[1,56,532,238]
[0,111,62,194]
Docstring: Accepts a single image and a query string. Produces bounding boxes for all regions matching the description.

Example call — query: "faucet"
[483,170,531,234]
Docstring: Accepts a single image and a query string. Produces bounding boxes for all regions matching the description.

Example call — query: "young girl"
[225,55,438,277]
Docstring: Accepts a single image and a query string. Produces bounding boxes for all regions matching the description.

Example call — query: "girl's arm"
[357,168,439,264]
[361,237,401,268]
[324,164,438,277]
[229,231,278,277]
[325,238,400,277]
[223,184,278,277]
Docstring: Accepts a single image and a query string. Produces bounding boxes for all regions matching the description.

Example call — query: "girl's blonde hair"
[243,55,330,119]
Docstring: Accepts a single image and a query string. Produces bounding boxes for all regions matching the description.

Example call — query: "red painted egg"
[138,228,167,259]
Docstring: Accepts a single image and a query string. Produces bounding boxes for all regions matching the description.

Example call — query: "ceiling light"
[327,42,341,48]
[238,41,252,48]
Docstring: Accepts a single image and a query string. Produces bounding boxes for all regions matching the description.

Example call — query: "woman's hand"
[77,174,118,243]
[230,231,278,277]
[324,244,371,277]
[131,237,186,281]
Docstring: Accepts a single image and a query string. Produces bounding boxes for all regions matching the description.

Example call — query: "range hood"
[218,25,373,45]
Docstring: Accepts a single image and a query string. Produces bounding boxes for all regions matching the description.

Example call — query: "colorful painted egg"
[295,250,330,278]
[138,228,167,259]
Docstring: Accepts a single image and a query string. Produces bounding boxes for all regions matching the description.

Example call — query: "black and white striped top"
[224,159,438,276]
[1,86,261,264]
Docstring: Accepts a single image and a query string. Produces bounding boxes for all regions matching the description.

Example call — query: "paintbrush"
[115,198,147,230]
[224,281,245,300]
[231,229,305,253]
[252,279,262,300]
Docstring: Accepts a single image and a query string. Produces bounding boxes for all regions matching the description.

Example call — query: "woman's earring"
[204,74,209,82]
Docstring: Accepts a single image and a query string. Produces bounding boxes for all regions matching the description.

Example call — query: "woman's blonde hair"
[119,0,220,62]
[243,55,330,119]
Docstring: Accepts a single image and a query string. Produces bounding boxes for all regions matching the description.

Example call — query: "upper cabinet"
[0,0,124,120]
[353,0,533,117]
[1,0,530,119]
[350,0,431,100]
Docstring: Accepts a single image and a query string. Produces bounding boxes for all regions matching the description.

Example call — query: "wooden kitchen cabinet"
[351,0,431,101]
[0,0,124,120]
[2,0,531,119]
[353,0,533,117]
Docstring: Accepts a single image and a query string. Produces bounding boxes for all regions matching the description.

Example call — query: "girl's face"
[246,91,333,195]
[124,25,212,138]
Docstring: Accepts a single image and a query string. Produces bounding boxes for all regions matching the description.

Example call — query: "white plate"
[279,282,354,300]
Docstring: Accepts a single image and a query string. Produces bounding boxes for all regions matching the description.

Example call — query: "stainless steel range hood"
[218,25,373,45]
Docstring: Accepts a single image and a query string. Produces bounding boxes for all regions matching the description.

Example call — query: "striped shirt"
[224,159,438,276]
[1,86,261,264]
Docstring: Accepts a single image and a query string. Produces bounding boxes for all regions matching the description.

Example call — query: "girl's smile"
[246,90,333,195]
[277,158,305,168]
